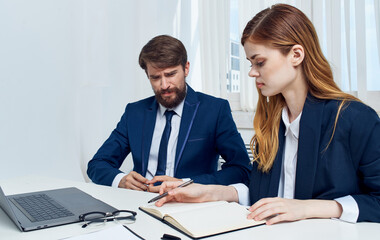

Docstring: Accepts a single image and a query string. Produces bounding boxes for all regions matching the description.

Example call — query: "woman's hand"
[248,197,343,225]
[155,181,211,207]
[146,175,181,193]
[155,181,239,207]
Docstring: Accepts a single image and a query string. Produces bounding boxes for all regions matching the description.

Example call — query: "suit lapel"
[267,122,285,197]
[250,95,325,203]
[294,95,324,199]
[174,85,200,173]
[141,100,158,176]
[250,121,285,203]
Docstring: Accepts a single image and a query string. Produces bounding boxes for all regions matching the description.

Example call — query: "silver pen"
[147,179,194,203]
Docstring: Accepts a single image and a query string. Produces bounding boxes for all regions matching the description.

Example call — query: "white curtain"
[237,0,309,112]
[376,0,380,63]
[198,0,229,98]
[237,0,257,111]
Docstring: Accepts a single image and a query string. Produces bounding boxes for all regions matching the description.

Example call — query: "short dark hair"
[138,35,187,73]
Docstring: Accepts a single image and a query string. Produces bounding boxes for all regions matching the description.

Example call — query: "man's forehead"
[147,64,181,74]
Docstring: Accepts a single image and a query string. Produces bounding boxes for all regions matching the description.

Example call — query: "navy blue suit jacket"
[87,85,251,186]
[249,95,380,222]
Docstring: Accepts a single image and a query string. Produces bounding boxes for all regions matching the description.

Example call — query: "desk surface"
[0,176,379,240]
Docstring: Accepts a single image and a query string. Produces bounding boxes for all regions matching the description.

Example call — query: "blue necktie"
[156,110,175,176]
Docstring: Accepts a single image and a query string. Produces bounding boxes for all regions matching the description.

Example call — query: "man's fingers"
[126,183,145,191]
[130,179,149,191]
[147,175,179,184]
[148,176,165,183]
[130,171,149,183]
[127,180,149,191]
[121,172,149,191]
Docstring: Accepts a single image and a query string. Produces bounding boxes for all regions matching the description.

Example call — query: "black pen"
[161,233,181,240]
[147,179,194,203]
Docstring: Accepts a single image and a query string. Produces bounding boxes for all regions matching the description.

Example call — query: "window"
[364,0,380,91]
[340,0,380,92]
[227,0,241,94]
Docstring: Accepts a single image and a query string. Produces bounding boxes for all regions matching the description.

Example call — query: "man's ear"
[184,61,190,77]
[290,45,304,67]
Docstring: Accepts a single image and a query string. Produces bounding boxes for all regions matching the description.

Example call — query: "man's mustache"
[160,88,175,94]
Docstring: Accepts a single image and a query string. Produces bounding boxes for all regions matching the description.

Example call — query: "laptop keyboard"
[10,194,74,222]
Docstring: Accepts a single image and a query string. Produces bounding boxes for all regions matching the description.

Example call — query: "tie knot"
[165,110,175,122]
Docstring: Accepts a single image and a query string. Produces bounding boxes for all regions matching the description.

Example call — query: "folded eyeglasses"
[79,210,137,228]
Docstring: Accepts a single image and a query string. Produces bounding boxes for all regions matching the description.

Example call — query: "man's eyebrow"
[165,70,178,75]
[148,70,177,78]
[148,74,160,78]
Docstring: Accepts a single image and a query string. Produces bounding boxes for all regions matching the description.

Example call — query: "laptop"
[0,186,118,231]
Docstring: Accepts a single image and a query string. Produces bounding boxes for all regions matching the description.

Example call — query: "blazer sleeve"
[349,106,380,222]
[87,105,131,186]
[191,100,252,186]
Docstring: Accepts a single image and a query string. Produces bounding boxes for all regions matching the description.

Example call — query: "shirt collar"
[158,98,185,118]
[281,107,302,139]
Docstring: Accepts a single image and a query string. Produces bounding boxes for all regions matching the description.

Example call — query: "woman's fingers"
[248,198,308,224]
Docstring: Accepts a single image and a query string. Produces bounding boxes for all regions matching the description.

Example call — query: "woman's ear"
[290,45,304,66]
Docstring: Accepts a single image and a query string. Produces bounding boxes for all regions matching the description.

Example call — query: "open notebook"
[139,201,265,239]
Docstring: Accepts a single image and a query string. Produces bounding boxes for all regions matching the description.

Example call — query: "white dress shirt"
[145,101,183,179]
[277,107,301,199]
[232,107,359,223]
[111,100,184,187]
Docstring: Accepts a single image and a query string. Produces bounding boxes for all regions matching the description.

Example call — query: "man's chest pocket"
[186,134,212,143]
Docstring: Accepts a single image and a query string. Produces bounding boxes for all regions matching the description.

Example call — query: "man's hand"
[118,171,149,191]
[146,175,181,193]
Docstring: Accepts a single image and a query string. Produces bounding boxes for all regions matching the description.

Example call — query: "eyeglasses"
[79,210,137,228]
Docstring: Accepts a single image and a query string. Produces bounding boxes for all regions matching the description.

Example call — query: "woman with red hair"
[156,4,380,224]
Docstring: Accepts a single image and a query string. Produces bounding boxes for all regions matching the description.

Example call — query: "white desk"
[1,176,379,240]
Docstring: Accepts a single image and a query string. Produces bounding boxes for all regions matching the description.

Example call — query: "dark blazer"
[87,85,251,187]
[249,95,380,222]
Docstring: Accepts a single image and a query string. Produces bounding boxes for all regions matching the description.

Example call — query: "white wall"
[0,0,201,182]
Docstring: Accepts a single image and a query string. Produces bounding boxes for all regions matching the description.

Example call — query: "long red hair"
[242,4,359,172]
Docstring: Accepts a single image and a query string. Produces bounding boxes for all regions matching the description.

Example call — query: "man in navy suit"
[87,35,251,192]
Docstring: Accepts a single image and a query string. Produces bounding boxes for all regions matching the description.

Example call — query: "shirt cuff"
[334,195,359,223]
[112,173,127,188]
[230,183,250,206]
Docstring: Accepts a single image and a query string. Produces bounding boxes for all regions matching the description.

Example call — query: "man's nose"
[161,77,170,89]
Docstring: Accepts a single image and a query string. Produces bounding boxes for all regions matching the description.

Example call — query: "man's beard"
[154,84,187,109]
